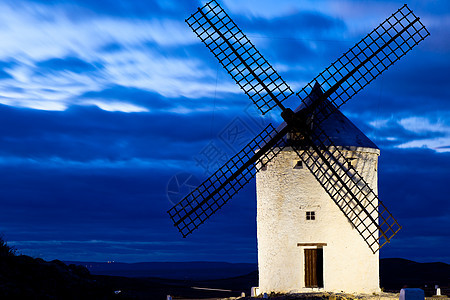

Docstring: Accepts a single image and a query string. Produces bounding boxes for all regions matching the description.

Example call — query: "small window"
[294,160,303,169]
[306,211,315,220]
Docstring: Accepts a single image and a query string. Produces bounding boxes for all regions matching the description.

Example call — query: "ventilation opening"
[347,157,356,167]
[294,160,303,169]
[260,159,268,171]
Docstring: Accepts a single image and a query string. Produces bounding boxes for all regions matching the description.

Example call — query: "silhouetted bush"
[0,236,15,257]
[69,263,91,278]
[0,236,113,299]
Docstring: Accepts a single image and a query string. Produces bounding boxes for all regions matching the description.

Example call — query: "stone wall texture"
[256,146,381,294]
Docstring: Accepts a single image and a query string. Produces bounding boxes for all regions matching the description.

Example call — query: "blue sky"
[0,0,448,264]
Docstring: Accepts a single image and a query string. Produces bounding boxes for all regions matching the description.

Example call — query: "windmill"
[168,0,429,294]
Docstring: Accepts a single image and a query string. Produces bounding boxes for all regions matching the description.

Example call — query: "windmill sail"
[172,0,429,253]
[168,124,288,237]
[285,84,401,252]
[297,4,430,123]
[186,0,293,115]
[294,125,401,253]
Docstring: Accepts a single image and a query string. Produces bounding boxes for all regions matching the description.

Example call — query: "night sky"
[0,0,448,264]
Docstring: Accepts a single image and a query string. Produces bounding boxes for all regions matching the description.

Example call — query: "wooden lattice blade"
[186,0,293,115]
[294,127,401,253]
[167,124,289,237]
[297,4,430,123]
[289,89,400,252]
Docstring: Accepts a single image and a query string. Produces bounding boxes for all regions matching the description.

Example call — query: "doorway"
[304,248,324,288]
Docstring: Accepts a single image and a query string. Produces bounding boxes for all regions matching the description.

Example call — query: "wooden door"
[304,248,323,288]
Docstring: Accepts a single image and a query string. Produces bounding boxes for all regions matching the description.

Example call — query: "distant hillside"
[95,271,259,299]
[84,258,450,299]
[64,261,257,280]
[1,246,449,300]
[4,235,446,299]
[380,258,450,295]
[66,258,449,285]
[0,255,110,299]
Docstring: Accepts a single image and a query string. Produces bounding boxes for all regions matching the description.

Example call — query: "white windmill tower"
[168,0,429,295]
[256,83,382,293]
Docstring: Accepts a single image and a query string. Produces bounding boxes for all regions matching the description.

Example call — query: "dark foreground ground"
[0,251,448,299]
[96,272,258,299]
[0,250,257,299]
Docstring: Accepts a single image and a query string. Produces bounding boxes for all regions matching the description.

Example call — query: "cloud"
[0,0,448,264]
[36,57,101,74]
[0,99,265,262]
[0,1,221,112]
[238,10,346,36]
[17,0,199,19]
[362,115,450,152]
[379,148,450,215]
[0,103,266,166]
[0,150,258,262]
[377,147,450,261]
[0,0,446,115]
[398,117,449,134]
[397,137,450,153]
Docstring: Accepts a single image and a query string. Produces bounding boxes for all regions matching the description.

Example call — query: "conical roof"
[277,83,378,150]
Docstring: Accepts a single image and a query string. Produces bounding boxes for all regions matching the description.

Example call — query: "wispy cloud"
[0,0,448,264]
[396,117,450,152]
[0,1,231,112]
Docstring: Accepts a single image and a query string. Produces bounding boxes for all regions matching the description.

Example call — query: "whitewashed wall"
[256,146,381,294]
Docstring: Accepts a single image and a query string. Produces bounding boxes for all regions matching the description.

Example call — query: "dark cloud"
[16,0,161,17]
[231,10,347,76]
[376,147,450,262]
[0,69,12,79]
[0,60,16,79]
[80,86,171,110]
[0,100,264,262]
[0,102,271,169]
[379,148,450,217]
[238,10,346,37]
[0,148,258,262]
[13,0,201,19]
[35,57,102,74]
[98,42,124,53]
[380,54,450,110]
[327,52,450,122]
[4,144,446,263]
[264,38,313,65]
[0,0,447,265]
